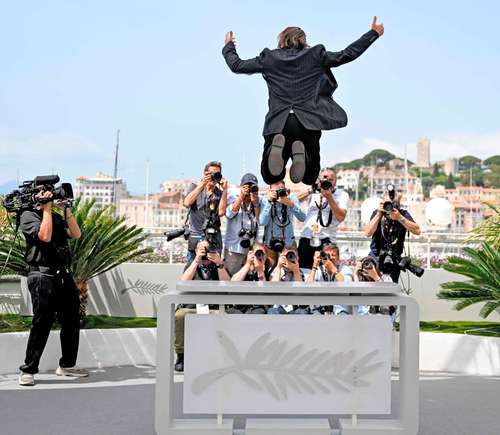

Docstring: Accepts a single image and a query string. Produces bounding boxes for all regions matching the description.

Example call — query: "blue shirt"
[259,193,306,247]
[224,192,265,254]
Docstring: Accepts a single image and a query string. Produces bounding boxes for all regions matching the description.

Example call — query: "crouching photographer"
[3,176,87,386]
[179,161,228,264]
[298,168,349,269]
[354,257,396,322]
[175,240,230,372]
[305,244,364,315]
[230,242,272,314]
[223,173,264,275]
[364,184,422,284]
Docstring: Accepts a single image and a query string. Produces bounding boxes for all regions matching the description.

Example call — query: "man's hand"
[267,190,277,203]
[371,16,384,36]
[225,31,235,45]
[201,172,211,187]
[312,251,321,269]
[277,196,294,208]
[320,187,333,200]
[389,208,402,222]
[37,191,53,212]
[254,254,265,272]
[195,241,209,261]
[220,178,228,191]
[323,259,338,275]
[246,251,255,267]
[207,251,223,266]
[240,184,250,199]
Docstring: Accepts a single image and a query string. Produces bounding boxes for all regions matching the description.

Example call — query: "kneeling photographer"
[175,240,230,371]
[364,184,422,283]
[4,176,87,386]
[180,161,228,264]
[298,168,349,269]
[223,173,264,275]
[260,180,305,253]
[305,244,364,315]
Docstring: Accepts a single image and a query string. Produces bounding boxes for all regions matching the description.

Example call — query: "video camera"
[3,175,74,213]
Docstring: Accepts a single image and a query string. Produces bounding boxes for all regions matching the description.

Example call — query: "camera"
[254,249,265,262]
[319,251,331,261]
[204,226,219,253]
[285,251,297,262]
[3,175,73,213]
[164,227,190,242]
[238,228,256,249]
[210,171,222,183]
[269,238,285,253]
[398,256,425,277]
[382,183,399,216]
[362,257,376,269]
[275,188,288,198]
[245,183,259,194]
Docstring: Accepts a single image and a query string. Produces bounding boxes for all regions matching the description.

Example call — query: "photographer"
[223,173,264,275]
[354,257,396,322]
[305,244,365,315]
[175,240,230,372]
[259,180,305,252]
[269,246,309,314]
[298,168,348,269]
[18,189,85,386]
[230,243,272,314]
[364,187,421,283]
[183,161,228,264]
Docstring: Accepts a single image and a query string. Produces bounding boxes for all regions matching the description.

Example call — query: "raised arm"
[321,16,383,68]
[222,31,264,75]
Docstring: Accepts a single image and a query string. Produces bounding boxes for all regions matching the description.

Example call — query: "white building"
[75,172,128,210]
[443,158,459,176]
[416,138,431,168]
[160,179,196,196]
[336,169,360,191]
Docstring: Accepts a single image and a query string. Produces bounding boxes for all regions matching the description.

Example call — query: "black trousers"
[261,113,321,186]
[20,269,81,374]
[298,237,332,269]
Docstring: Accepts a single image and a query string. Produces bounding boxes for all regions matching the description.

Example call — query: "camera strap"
[315,197,333,228]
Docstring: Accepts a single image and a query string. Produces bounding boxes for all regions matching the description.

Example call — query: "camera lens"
[254,249,265,261]
[319,251,330,261]
[250,184,259,194]
[286,251,297,262]
[277,188,288,197]
[320,180,332,190]
[383,201,394,213]
[211,172,222,182]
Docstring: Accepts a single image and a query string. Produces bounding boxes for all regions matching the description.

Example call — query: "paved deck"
[0,366,498,435]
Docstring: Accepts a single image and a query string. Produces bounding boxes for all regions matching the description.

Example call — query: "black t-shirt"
[180,263,219,309]
[369,209,414,259]
[20,209,70,267]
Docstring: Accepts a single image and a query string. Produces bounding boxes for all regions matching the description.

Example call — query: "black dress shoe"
[267,134,286,176]
[174,353,184,372]
[289,140,305,183]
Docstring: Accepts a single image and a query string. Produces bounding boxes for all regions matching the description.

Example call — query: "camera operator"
[183,161,228,264]
[18,190,86,386]
[354,257,396,322]
[175,240,230,372]
[268,246,309,314]
[223,173,265,275]
[230,243,272,314]
[305,244,366,315]
[259,180,305,252]
[364,187,421,283]
[298,168,349,269]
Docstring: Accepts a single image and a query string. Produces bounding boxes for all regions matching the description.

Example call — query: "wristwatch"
[217,263,225,269]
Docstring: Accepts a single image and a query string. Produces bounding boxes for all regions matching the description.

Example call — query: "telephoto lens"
[286,251,297,262]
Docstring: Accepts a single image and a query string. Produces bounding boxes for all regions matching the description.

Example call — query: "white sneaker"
[19,372,35,386]
[56,366,89,377]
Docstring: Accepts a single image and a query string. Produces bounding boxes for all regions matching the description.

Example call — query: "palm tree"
[438,243,500,319]
[0,198,151,318]
[468,203,500,250]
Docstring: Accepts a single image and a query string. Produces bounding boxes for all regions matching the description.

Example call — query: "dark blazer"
[222,29,379,136]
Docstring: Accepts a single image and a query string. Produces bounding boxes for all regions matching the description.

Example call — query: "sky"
[1,0,500,194]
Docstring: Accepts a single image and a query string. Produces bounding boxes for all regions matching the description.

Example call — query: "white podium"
[155,281,419,435]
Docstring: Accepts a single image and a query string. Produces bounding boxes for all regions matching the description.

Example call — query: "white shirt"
[300,189,349,242]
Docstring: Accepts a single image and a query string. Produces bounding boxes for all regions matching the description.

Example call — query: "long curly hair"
[278,26,307,49]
